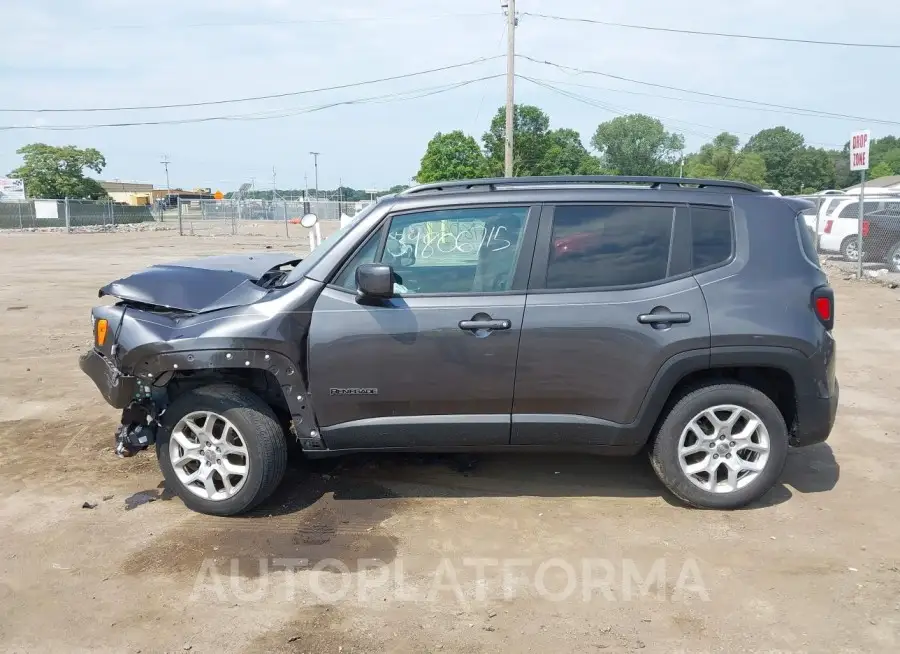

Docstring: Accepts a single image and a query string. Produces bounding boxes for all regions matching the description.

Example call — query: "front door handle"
[637,312,691,325]
[459,319,511,331]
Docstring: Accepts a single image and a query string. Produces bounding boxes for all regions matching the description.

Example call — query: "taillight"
[812,286,834,330]
[824,220,833,234]
[862,220,870,237]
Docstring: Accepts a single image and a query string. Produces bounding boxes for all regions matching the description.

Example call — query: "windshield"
[280,202,378,285]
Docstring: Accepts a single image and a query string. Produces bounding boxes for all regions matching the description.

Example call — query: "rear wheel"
[841,236,860,262]
[887,241,900,273]
[157,384,287,516]
[649,383,788,509]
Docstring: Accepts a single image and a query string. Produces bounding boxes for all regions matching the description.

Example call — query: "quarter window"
[691,206,733,270]
[546,205,675,289]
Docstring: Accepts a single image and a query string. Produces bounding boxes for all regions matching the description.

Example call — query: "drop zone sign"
[850,130,870,171]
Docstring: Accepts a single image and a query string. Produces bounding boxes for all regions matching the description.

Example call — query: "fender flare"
[131,348,324,450]
[630,345,816,442]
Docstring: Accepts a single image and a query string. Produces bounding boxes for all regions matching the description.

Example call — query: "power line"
[518,75,845,149]
[0,56,504,113]
[517,74,879,125]
[90,11,496,31]
[518,55,900,127]
[520,75,719,140]
[0,75,502,131]
[522,11,900,49]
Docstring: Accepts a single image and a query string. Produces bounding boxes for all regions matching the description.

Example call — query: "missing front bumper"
[79,348,137,409]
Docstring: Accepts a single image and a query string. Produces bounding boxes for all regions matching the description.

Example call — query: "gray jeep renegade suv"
[80,176,838,515]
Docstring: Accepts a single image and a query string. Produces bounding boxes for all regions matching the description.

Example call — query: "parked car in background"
[819,198,900,262]
[861,205,900,273]
[798,194,846,233]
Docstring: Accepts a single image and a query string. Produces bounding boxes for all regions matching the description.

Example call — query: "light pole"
[310,152,320,201]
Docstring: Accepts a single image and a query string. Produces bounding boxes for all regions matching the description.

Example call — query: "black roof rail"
[401,175,763,195]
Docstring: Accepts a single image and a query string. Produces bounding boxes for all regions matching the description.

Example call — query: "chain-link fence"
[792,192,900,279]
[175,198,368,238]
[0,198,156,229]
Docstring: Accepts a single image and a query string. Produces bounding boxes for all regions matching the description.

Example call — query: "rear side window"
[838,201,878,218]
[546,204,674,289]
[796,214,820,268]
[690,206,733,270]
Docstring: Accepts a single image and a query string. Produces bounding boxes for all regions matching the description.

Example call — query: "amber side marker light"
[96,319,109,346]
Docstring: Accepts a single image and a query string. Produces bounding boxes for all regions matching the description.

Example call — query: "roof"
[100,180,154,193]
[401,175,763,196]
[844,175,900,191]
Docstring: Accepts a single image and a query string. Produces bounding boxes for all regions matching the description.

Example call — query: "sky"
[1,0,899,192]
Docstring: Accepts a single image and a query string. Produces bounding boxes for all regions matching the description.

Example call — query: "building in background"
[99,181,154,206]
[844,175,900,195]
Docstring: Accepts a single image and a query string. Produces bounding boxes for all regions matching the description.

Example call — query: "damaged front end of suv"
[79,251,321,458]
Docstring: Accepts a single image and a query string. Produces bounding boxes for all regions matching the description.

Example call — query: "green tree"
[875,148,900,175]
[870,161,894,179]
[482,104,552,176]
[781,147,835,195]
[684,132,767,186]
[590,114,685,176]
[534,128,604,175]
[828,148,855,190]
[8,143,107,198]
[416,130,488,183]
[743,127,805,191]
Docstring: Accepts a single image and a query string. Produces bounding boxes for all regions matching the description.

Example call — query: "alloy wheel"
[677,404,771,494]
[169,411,250,501]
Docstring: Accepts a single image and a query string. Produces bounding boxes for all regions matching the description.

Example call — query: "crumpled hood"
[99,252,301,313]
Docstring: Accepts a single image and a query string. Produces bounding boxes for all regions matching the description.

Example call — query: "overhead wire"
[0,75,503,131]
[522,11,900,49]
[517,75,846,148]
[518,55,900,127]
[0,56,504,113]
[88,11,496,31]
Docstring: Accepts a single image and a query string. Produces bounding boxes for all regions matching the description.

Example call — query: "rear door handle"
[637,312,691,325]
[459,319,511,331]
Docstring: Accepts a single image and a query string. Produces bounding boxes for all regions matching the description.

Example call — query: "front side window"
[545,204,675,289]
[341,206,529,295]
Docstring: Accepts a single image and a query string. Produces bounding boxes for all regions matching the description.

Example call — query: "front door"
[308,204,539,450]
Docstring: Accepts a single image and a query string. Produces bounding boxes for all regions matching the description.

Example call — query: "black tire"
[887,241,900,273]
[156,384,287,516]
[841,236,860,262]
[649,383,788,509]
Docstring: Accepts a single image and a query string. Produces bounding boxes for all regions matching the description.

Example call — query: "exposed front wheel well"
[652,366,797,442]
[166,368,293,432]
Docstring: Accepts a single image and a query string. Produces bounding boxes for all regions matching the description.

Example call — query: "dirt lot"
[1,229,899,654]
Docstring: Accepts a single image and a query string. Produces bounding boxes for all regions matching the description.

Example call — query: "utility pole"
[272,166,277,201]
[310,152,320,201]
[160,155,171,216]
[503,0,516,178]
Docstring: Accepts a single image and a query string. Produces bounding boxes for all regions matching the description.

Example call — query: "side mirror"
[355,263,394,299]
[299,213,318,228]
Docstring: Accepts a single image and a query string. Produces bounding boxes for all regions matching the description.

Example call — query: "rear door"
[307,204,540,449]
[511,201,712,447]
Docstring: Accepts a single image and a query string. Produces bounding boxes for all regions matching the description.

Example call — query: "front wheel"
[156,384,287,516]
[649,383,788,509]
